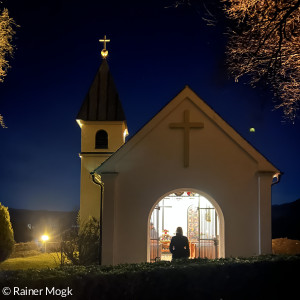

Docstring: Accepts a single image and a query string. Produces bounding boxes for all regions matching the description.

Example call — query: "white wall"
[98,96,276,264]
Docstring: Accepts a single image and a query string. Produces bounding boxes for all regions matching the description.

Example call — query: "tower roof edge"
[77,59,126,122]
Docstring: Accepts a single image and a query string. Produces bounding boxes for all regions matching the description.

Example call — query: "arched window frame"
[95,130,108,149]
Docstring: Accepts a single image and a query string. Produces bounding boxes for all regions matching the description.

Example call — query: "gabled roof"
[94,86,281,174]
[77,59,126,121]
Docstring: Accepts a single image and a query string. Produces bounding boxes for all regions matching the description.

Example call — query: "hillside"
[7,199,300,243]
[8,208,78,243]
[272,199,300,240]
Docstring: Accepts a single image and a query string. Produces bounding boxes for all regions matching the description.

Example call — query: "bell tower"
[77,37,128,221]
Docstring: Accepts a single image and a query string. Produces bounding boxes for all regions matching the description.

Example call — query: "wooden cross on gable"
[169,110,204,168]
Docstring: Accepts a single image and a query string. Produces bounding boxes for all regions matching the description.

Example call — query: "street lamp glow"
[41,234,49,241]
[41,234,49,253]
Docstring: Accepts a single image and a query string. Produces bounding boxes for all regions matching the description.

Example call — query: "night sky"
[0,0,299,211]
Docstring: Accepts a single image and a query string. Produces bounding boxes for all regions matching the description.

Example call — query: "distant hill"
[8,199,300,243]
[8,208,78,243]
[272,199,300,240]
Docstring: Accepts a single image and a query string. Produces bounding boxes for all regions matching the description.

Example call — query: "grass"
[0,252,61,270]
[1,238,299,271]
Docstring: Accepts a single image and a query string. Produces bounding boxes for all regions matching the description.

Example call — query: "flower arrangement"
[160,229,172,242]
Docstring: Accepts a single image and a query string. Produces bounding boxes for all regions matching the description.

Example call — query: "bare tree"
[222,0,300,121]
[166,0,300,120]
[0,8,16,82]
[0,7,17,128]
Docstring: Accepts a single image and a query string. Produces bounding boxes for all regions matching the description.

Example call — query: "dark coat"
[169,234,190,259]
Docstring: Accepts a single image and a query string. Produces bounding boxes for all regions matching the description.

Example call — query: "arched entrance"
[149,190,224,262]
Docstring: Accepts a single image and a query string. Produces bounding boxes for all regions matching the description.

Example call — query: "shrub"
[10,242,40,258]
[272,238,300,254]
[78,217,99,264]
[0,202,15,262]
[13,241,39,252]
[62,216,99,265]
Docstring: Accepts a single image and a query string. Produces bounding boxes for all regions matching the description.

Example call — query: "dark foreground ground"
[0,255,299,299]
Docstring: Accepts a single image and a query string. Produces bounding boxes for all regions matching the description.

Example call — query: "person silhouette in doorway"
[169,227,190,260]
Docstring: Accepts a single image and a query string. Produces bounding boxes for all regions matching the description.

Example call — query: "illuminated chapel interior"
[150,191,220,262]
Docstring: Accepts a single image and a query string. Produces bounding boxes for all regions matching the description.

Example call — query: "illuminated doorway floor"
[161,253,172,261]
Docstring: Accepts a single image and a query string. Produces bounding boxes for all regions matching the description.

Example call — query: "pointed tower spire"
[77,48,126,121]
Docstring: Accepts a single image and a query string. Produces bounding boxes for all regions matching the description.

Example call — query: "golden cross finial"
[170,110,204,168]
[99,35,110,59]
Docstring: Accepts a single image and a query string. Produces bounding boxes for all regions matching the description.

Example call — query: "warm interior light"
[41,234,49,241]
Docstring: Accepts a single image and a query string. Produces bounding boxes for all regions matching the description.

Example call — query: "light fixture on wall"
[205,208,211,222]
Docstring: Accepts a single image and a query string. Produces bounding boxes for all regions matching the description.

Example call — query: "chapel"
[76,39,281,265]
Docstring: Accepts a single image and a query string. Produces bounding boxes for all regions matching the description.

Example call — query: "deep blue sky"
[0,0,299,211]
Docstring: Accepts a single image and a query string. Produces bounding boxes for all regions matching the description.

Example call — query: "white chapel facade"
[77,50,280,265]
